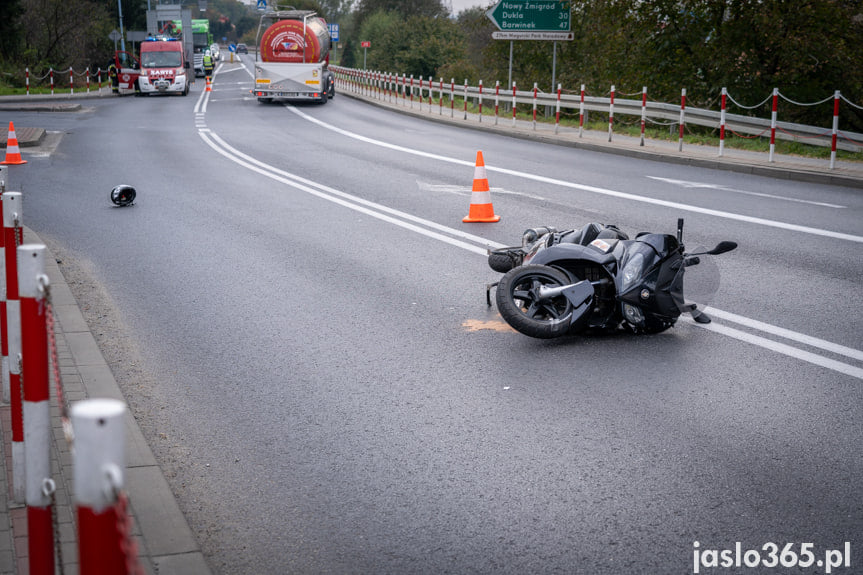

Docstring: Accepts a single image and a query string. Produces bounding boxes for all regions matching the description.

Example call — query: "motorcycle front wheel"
[496,264,575,339]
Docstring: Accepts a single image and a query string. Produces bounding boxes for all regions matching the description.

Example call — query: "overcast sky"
[449,0,492,16]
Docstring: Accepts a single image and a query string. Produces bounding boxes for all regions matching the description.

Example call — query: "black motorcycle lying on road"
[487,219,737,339]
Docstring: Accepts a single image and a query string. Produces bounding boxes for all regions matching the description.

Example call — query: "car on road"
[236,43,248,54]
[210,43,221,61]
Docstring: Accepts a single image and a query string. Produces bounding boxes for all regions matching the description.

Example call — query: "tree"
[353,0,449,30]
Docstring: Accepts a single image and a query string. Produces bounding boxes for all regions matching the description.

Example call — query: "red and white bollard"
[478,79,483,122]
[73,398,133,575]
[19,243,56,575]
[3,191,24,503]
[25,68,30,95]
[679,88,687,152]
[769,87,779,162]
[554,83,562,134]
[532,82,538,130]
[579,84,586,138]
[494,80,500,125]
[511,81,517,127]
[451,78,455,118]
[640,86,647,146]
[830,90,840,169]
[463,79,468,120]
[608,85,615,142]
[719,87,728,157]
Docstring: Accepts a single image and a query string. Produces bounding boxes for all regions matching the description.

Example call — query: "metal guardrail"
[333,68,863,154]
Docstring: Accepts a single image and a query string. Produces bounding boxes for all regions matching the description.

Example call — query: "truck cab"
[137,37,190,96]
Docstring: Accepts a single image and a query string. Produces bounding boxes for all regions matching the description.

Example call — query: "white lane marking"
[704,307,863,362]
[198,131,499,256]
[647,176,847,208]
[287,106,863,244]
[682,317,863,380]
[194,109,863,380]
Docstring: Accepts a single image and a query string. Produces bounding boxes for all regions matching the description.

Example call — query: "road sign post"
[486,1,572,92]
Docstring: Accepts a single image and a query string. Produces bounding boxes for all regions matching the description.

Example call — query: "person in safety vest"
[108,60,119,93]
[203,51,214,78]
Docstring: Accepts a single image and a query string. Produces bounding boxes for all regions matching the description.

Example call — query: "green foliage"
[353,10,467,79]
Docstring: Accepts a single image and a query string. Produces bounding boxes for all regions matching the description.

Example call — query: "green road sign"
[486,1,571,32]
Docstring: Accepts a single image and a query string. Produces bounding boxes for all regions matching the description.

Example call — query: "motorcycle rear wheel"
[496,264,574,339]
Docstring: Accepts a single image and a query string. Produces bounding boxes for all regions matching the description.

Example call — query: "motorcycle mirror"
[688,241,737,256]
[707,241,737,255]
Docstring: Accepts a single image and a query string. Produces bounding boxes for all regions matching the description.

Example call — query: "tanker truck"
[252,8,335,104]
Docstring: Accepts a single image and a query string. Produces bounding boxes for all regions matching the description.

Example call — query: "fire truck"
[137,37,190,96]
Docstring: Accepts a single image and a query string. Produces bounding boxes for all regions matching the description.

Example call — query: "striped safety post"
[830,90,840,169]
[769,87,779,162]
[494,80,500,125]
[428,76,432,113]
[679,88,687,152]
[25,68,30,95]
[73,399,135,575]
[463,79,468,120]
[478,80,483,122]
[19,243,56,575]
[532,82,538,130]
[50,68,54,95]
[511,81,517,127]
[719,87,728,156]
[450,79,455,118]
[554,83,562,134]
[579,84,585,137]
[3,191,24,503]
[0,191,7,405]
[608,85,615,141]
[439,78,444,115]
[640,86,647,146]
[69,66,74,94]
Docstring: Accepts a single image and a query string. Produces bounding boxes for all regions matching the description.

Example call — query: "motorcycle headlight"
[620,252,645,293]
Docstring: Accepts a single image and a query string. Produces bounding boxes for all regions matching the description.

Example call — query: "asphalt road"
[2,60,861,574]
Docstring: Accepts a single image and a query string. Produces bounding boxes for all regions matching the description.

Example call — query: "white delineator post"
[640,86,647,146]
[73,398,131,575]
[19,243,55,575]
[3,191,24,503]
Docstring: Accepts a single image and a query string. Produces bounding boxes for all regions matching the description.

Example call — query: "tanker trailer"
[253,8,335,104]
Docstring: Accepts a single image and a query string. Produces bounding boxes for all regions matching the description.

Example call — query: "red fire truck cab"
[137,37,190,96]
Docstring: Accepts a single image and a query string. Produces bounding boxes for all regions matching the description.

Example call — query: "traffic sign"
[486,0,571,32]
[492,31,573,40]
[328,23,339,42]
[361,41,371,48]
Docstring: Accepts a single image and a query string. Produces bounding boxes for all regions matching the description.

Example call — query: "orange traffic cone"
[463,151,499,223]
[1,122,27,165]
[205,77,212,92]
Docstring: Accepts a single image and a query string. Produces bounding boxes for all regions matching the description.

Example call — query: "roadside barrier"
[22,66,107,96]
[73,399,143,575]
[19,243,54,575]
[0,187,144,573]
[3,192,24,504]
[332,66,863,170]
